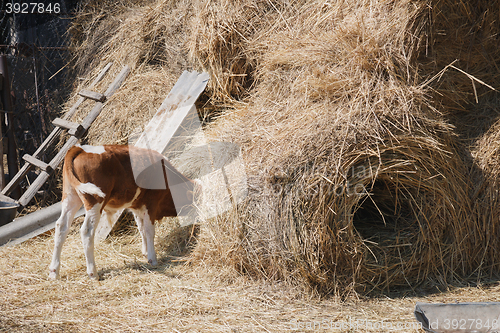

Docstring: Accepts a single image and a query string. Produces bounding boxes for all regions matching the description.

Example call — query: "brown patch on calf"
[64,144,196,220]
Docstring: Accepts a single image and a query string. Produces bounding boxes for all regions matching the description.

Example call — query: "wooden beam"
[22,154,52,172]
[0,58,7,192]
[78,89,106,102]
[104,65,131,97]
[0,55,20,199]
[79,65,131,132]
[17,170,50,207]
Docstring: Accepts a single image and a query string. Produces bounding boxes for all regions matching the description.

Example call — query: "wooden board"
[78,89,106,102]
[22,154,52,172]
[135,71,209,153]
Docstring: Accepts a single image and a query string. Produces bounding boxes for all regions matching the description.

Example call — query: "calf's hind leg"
[49,191,82,279]
[80,203,102,279]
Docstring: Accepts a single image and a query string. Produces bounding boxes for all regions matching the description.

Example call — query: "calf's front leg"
[133,207,157,266]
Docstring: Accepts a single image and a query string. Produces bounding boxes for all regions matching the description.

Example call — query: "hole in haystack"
[352,180,419,248]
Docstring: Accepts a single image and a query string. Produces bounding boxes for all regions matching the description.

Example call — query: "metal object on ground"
[0,200,20,226]
[0,202,85,246]
[415,302,500,333]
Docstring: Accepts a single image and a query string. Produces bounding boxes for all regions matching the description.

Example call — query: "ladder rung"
[79,89,106,102]
[52,118,85,138]
[22,154,52,172]
[52,118,80,130]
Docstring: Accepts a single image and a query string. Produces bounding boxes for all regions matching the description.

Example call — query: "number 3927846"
[6,3,61,14]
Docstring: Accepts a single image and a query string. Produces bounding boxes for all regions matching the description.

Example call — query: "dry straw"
[190,0,475,294]
[48,0,500,295]
[423,0,500,283]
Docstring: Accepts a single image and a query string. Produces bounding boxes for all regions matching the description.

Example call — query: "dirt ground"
[1,218,499,333]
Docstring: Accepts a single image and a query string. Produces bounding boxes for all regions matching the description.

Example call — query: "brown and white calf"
[49,144,201,279]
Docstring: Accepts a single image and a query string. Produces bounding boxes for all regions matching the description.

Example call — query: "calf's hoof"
[88,271,99,280]
[48,269,59,280]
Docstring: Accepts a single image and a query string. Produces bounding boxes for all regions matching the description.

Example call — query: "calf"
[48,144,200,279]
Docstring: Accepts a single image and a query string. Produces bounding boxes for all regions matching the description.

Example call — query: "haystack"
[422,0,500,280]
[472,118,500,278]
[65,0,195,145]
[189,0,478,294]
[61,0,500,294]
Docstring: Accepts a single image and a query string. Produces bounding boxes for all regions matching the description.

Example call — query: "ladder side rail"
[17,138,77,206]
[1,63,113,197]
[16,65,130,206]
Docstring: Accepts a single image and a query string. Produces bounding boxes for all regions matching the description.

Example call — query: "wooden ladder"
[0,63,130,207]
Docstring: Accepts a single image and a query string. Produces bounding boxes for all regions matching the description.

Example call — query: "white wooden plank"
[137,105,195,152]
[135,71,209,153]
[96,71,209,242]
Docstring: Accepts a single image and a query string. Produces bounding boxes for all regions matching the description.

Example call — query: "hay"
[187,0,283,104]
[65,0,196,146]
[423,0,500,282]
[54,0,500,295]
[420,0,500,119]
[186,0,500,294]
[469,105,500,278]
[0,223,431,332]
[191,0,475,294]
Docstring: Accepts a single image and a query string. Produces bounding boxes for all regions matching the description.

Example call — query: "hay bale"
[188,0,478,294]
[470,107,500,277]
[422,0,500,280]
[421,0,500,118]
[187,0,276,103]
